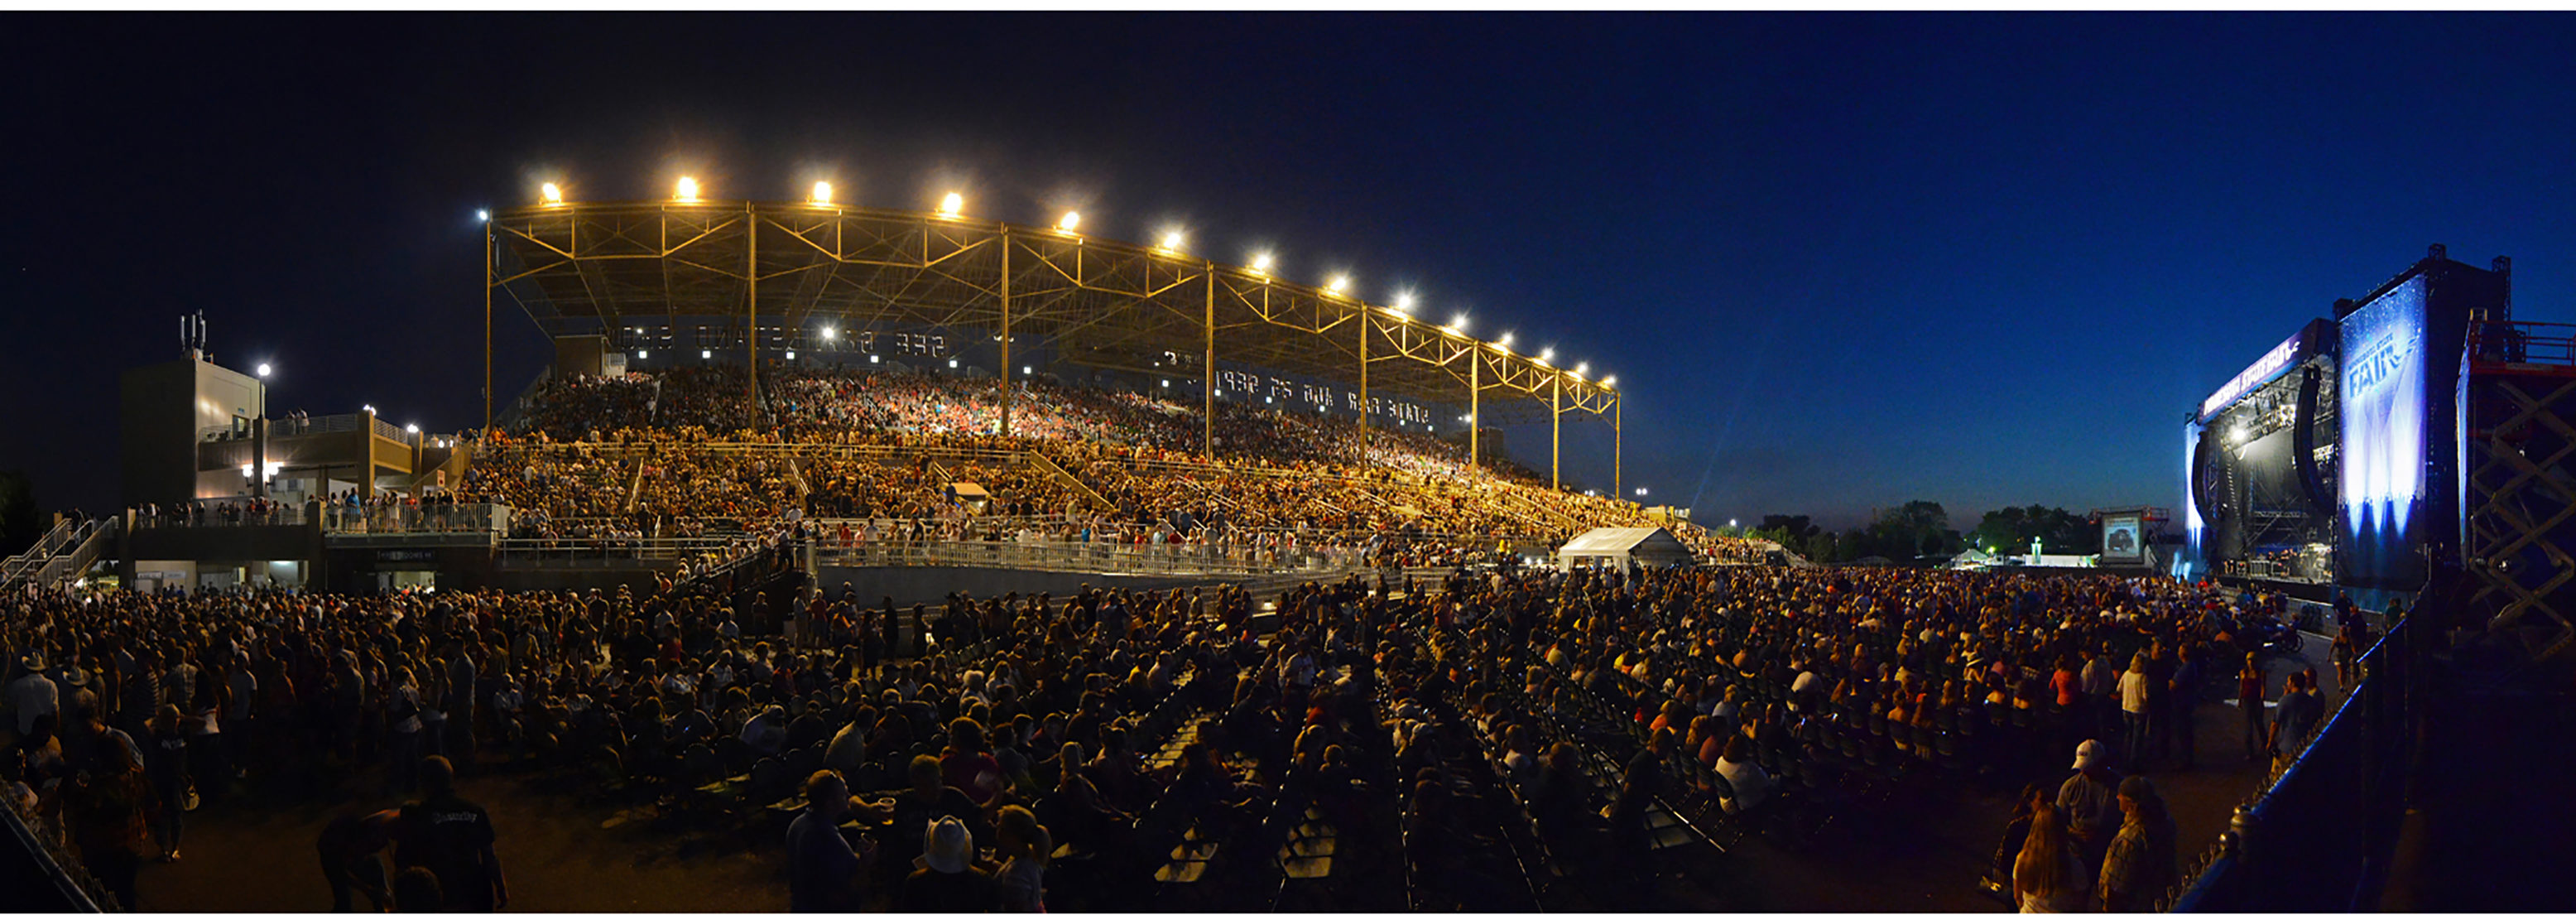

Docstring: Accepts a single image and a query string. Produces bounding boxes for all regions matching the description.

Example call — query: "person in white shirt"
[1713,735,1774,814]
[8,661,60,737]
[2118,656,2151,769]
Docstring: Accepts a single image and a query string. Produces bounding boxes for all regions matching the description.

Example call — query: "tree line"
[1709,501,2101,564]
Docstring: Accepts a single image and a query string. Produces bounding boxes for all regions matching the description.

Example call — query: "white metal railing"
[812,537,1367,577]
[494,536,743,565]
[1,518,75,583]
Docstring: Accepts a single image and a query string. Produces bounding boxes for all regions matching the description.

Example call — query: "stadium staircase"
[1026,451,1113,512]
[621,458,647,513]
[1,517,116,590]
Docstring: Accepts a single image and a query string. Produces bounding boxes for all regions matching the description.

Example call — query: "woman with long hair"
[2014,800,2092,913]
[994,803,1052,912]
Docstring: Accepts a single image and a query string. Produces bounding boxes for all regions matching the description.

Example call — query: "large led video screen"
[2339,275,2427,589]
[2102,513,2142,562]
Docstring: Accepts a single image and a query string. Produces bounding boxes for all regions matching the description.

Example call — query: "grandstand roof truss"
[489,201,1618,436]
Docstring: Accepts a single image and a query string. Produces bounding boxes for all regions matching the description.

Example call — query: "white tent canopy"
[1555,527,1695,571]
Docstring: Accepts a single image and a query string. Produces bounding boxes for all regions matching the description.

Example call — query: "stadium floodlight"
[948,359,959,368]
[1250,253,1273,274]
[869,354,880,364]
[700,349,711,359]
[1601,375,1616,388]
[476,209,490,223]
[1328,275,1350,295]
[1538,347,1555,362]
[404,423,420,436]
[819,325,837,340]
[1160,231,1185,252]
[1392,291,1415,312]
[363,404,375,414]
[540,182,564,205]
[675,176,700,202]
[636,350,646,360]
[255,363,272,378]
[1497,331,1515,348]
[810,181,834,205]
[1161,379,1170,388]
[1447,314,1468,333]
[938,192,964,217]
[1023,366,1033,375]
[1057,211,1081,233]
[1635,488,1650,497]
[786,350,797,360]
[1575,362,1590,376]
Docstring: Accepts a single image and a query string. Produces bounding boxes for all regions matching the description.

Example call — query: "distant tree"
[1973,504,2100,554]
[1759,514,1821,541]
[0,470,36,556]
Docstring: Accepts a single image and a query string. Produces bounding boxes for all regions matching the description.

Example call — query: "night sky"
[7,12,2575,532]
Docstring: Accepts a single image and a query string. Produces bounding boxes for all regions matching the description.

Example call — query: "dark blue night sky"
[7,12,2574,531]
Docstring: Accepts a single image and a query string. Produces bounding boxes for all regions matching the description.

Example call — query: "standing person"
[65,736,151,912]
[2055,739,2121,875]
[9,657,60,739]
[2117,655,2151,769]
[144,706,192,861]
[394,756,507,912]
[2166,644,2202,771]
[317,809,400,913]
[2269,669,2324,758]
[2237,653,2269,763]
[2013,801,2092,913]
[993,804,1051,913]
[2098,776,2179,912]
[786,770,882,913]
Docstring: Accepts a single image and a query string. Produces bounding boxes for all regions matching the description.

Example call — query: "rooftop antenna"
[180,311,207,360]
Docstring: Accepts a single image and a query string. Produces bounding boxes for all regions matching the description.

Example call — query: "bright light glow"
[938,192,964,217]
[1057,211,1081,233]
[1394,292,1415,311]
[786,350,797,360]
[1328,275,1350,294]
[1601,375,1616,388]
[1575,362,1590,376]
[1448,314,1468,332]
[362,404,374,414]
[1251,253,1273,273]
[948,359,959,368]
[700,349,711,359]
[404,423,420,435]
[1539,347,1555,362]
[2231,425,2250,445]
[869,354,880,364]
[820,325,837,340]
[475,209,490,222]
[1161,379,1170,388]
[1023,366,1033,375]
[540,182,563,205]
[1635,488,1650,496]
[1498,331,1515,347]
[255,363,272,378]
[636,350,647,360]
[675,176,699,201]
[810,181,834,205]
[1161,231,1185,251]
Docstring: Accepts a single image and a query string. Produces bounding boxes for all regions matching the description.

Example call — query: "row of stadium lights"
[478,179,1612,390]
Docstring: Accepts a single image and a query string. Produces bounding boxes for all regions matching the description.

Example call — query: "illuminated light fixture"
[1328,275,1350,295]
[1575,362,1590,376]
[819,325,837,340]
[1057,211,1081,233]
[700,349,712,359]
[674,176,700,201]
[786,350,797,360]
[948,359,959,368]
[1538,347,1555,362]
[810,181,834,205]
[404,423,420,435]
[1266,397,1274,404]
[1160,231,1185,252]
[1635,488,1650,497]
[363,404,375,414]
[1250,253,1273,274]
[475,209,490,222]
[2231,426,2249,445]
[1497,331,1515,348]
[1447,314,1468,333]
[868,354,880,364]
[1600,375,1616,388]
[540,182,563,205]
[1023,366,1032,375]
[938,192,964,217]
[636,350,647,360]
[255,363,272,378]
[1161,379,1170,388]
[1393,292,1415,312]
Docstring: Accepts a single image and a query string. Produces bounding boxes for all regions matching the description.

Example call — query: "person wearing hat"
[2055,739,2121,875]
[897,815,998,913]
[8,655,59,739]
[2098,775,2178,912]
